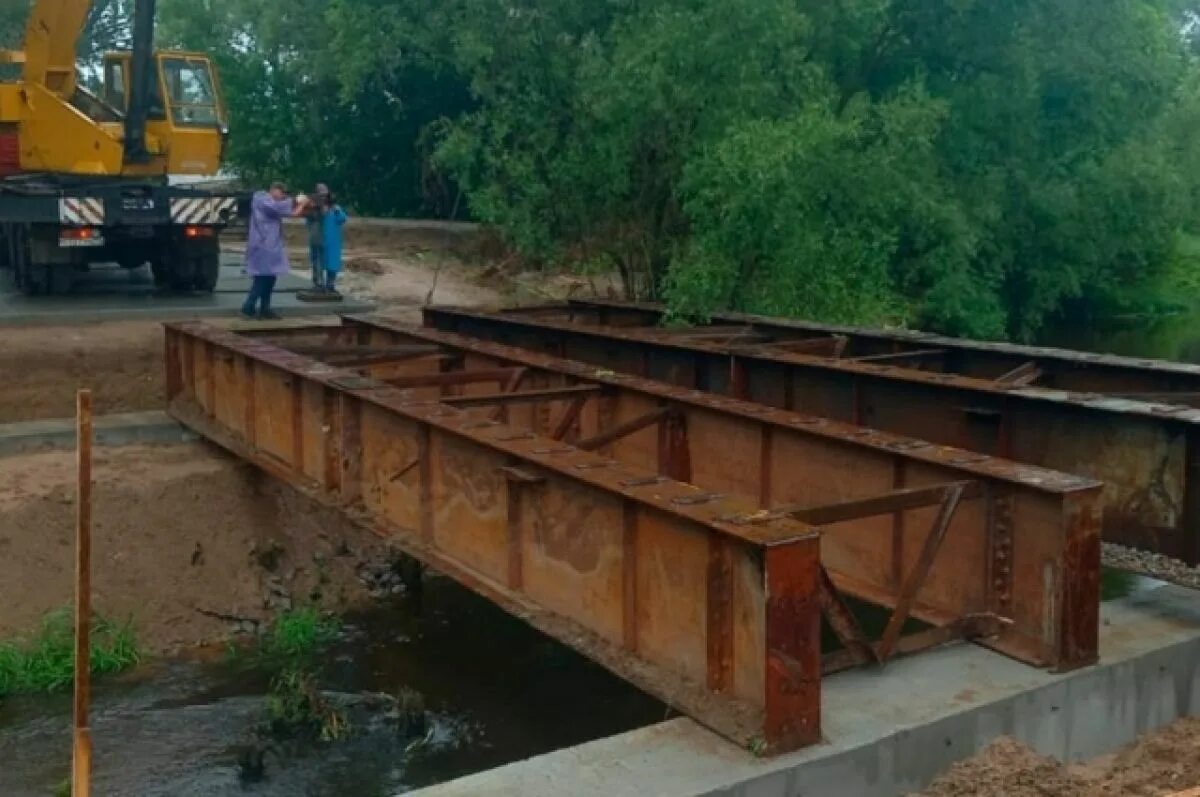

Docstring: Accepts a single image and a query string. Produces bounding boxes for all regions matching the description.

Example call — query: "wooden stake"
[73,389,93,797]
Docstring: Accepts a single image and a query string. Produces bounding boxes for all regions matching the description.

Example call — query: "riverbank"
[0,443,388,654]
[0,435,666,795]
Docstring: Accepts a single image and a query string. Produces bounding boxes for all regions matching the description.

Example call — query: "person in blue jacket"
[319,191,348,295]
[304,183,329,290]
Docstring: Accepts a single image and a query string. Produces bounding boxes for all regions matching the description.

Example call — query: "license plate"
[59,236,105,248]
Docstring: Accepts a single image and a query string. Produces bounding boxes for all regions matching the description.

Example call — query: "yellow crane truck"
[0,0,244,294]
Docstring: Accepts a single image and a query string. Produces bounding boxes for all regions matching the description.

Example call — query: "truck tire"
[153,238,219,293]
[169,268,193,292]
[13,226,44,296]
[47,265,73,295]
[151,257,193,292]
[10,228,26,291]
[150,259,169,288]
[192,242,220,292]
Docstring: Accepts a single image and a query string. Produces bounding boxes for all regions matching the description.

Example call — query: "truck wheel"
[47,265,73,295]
[150,260,170,289]
[192,244,220,292]
[168,267,194,292]
[152,260,195,292]
[13,227,44,296]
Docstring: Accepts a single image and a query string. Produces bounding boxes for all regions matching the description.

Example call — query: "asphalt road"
[0,251,372,326]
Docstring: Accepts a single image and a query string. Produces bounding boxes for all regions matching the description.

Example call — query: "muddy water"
[0,576,665,796]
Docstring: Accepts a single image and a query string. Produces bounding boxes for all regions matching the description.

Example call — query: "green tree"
[158,0,470,215]
[0,5,22,50]
[148,0,1200,340]
[0,0,132,60]
[667,86,959,327]
[817,0,1200,337]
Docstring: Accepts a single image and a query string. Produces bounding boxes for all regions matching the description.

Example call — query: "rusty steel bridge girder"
[563,298,1200,401]
[243,316,1101,673]
[422,304,1200,566]
[165,321,822,754]
[164,319,1102,754]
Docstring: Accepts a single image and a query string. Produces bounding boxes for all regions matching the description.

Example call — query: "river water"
[0,576,665,796]
[0,569,1159,796]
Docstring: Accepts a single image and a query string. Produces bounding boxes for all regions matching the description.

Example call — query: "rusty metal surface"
[421,305,1200,566]
[163,321,823,754]
[247,315,1101,674]
[560,298,1200,397]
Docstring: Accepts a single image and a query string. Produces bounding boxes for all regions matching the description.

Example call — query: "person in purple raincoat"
[242,182,302,320]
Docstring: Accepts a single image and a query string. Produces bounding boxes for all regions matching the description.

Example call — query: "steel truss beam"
[422,304,1200,565]
[245,316,1102,676]
[164,322,821,754]
[565,297,1200,398]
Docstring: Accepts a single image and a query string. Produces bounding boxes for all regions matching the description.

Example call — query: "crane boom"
[124,0,155,163]
[21,0,90,98]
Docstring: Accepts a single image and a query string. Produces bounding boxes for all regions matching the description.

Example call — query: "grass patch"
[0,608,140,698]
[266,666,351,742]
[259,607,340,662]
[253,608,349,742]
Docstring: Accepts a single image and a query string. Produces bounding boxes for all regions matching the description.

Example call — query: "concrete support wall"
[413,586,1200,797]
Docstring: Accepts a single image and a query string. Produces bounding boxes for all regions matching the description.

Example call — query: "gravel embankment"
[1103,542,1200,590]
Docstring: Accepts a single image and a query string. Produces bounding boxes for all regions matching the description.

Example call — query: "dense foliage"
[2,1,136,62]
[12,0,1200,337]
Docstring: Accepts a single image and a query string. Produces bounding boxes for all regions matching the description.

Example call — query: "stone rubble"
[1103,542,1200,590]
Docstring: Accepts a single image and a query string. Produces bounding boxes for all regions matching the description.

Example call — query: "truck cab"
[100,51,228,175]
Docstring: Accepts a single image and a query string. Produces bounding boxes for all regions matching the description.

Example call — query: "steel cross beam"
[563,297,1200,399]
[422,304,1200,566]
[163,321,822,754]
[245,316,1102,673]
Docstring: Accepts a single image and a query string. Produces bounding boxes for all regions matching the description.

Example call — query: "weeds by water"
[266,666,351,742]
[260,607,340,662]
[251,608,351,742]
[0,608,139,698]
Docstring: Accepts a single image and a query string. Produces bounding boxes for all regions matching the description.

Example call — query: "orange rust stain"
[439,448,503,512]
[528,489,608,573]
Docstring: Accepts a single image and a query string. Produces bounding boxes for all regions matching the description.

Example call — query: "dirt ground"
[918,722,1200,796]
[0,227,494,423]
[0,222,617,643]
[0,320,164,422]
[0,443,391,654]
[0,222,620,655]
[0,223,621,423]
[279,222,620,315]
